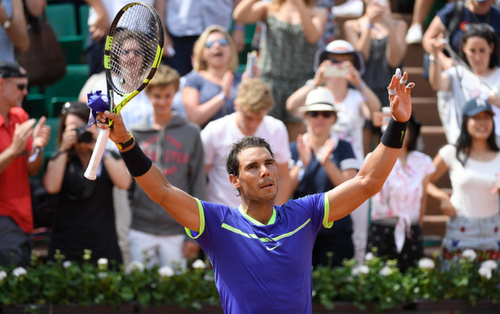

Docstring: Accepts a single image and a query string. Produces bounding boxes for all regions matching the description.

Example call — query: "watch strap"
[115,133,135,150]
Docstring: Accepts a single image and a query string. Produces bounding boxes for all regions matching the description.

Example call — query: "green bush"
[1,249,499,312]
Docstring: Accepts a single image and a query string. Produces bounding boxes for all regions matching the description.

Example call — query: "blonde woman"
[182,25,240,128]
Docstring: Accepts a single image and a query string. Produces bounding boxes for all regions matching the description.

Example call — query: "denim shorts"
[442,214,500,252]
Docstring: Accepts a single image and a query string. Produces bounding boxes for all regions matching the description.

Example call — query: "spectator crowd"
[1,0,500,278]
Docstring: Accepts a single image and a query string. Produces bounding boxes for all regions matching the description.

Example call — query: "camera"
[75,125,94,143]
[323,64,349,78]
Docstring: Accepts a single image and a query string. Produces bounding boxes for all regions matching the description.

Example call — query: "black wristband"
[120,143,153,177]
[381,118,409,149]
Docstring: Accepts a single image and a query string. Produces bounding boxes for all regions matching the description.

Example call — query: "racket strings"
[110,5,160,95]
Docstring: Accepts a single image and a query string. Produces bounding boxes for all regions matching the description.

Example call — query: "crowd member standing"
[128,65,206,269]
[428,98,500,267]
[43,101,130,265]
[289,87,360,268]
[366,116,434,273]
[201,78,291,207]
[344,0,407,108]
[0,0,29,62]
[0,61,50,267]
[428,25,500,146]
[234,0,327,136]
[182,25,241,128]
[155,0,245,77]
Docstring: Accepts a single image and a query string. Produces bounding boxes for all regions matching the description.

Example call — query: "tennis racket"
[85,2,163,180]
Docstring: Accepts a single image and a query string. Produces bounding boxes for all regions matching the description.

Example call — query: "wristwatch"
[2,19,11,30]
[115,133,135,150]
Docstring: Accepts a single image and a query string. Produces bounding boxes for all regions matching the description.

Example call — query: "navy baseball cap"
[0,61,27,78]
[462,98,495,117]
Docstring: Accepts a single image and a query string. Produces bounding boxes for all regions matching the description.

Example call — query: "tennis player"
[95,69,414,313]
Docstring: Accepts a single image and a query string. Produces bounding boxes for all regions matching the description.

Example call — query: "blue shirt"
[186,194,332,314]
[290,139,360,234]
[183,71,241,128]
[438,2,500,59]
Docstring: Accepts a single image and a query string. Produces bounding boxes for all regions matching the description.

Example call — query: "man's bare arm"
[96,110,201,231]
[328,71,414,222]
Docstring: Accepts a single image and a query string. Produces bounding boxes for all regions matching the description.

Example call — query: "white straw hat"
[299,87,338,112]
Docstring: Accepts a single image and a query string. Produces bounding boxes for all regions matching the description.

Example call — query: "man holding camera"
[0,60,51,267]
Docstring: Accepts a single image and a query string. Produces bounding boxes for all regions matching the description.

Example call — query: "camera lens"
[75,125,94,143]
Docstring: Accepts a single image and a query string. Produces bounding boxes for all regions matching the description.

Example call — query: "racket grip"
[84,128,110,180]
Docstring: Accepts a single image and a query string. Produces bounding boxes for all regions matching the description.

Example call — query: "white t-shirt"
[331,89,366,162]
[445,66,500,142]
[201,113,291,208]
[440,144,500,218]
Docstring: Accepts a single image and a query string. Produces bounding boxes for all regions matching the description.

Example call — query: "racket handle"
[84,128,110,180]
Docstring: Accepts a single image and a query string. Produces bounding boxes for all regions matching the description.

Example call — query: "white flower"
[192,259,207,269]
[364,252,374,261]
[418,258,435,270]
[62,261,72,269]
[351,265,369,276]
[97,272,108,279]
[462,249,477,262]
[158,266,175,278]
[0,270,7,282]
[126,261,145,273]
[379,266,392,276]
[12,267,27,277]
[481,260,498,270]
[97,258,108,267]
[479,267,492,280]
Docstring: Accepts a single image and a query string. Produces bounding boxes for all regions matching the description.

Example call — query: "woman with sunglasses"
[429,24,500,147]
[427,98,500,267]
[423,0,500,71]
[43,102,132,265]
[182,25,241,128]
[366,115,435,273]
[289,87,361,268]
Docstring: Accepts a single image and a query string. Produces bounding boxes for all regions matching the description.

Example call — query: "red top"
[0,108,33,234]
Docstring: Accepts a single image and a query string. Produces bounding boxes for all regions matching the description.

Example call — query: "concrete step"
[425,188,453,216]
[422,214,449,238]
[412,97,441,126]
[420,126,451,189]
[403,67,436,99]
[403,44,425,68]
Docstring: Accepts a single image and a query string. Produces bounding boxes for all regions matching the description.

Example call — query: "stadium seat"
[46,3,85,64]
[23,94,48,119]
[79,5,89,51]
[45,64,89,117]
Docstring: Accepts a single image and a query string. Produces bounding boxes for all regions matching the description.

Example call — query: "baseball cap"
[299,87,338,112]
[462,98,495,117]
[0,61,27,78]
[313,40,366,75]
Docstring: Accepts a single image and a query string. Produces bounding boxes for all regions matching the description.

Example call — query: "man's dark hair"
[226,136,275,177]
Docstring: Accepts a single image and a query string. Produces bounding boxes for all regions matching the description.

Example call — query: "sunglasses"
[6,79,28,91]
[464,23,495,33]
[307,111,335,118]
[205,38,228,48]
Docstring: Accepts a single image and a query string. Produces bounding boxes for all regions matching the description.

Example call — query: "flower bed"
[1,250,499,312]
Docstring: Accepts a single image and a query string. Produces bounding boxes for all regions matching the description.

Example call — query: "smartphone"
[376,0,387,5]
[323,64,349,78]
[246,51,258,78]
